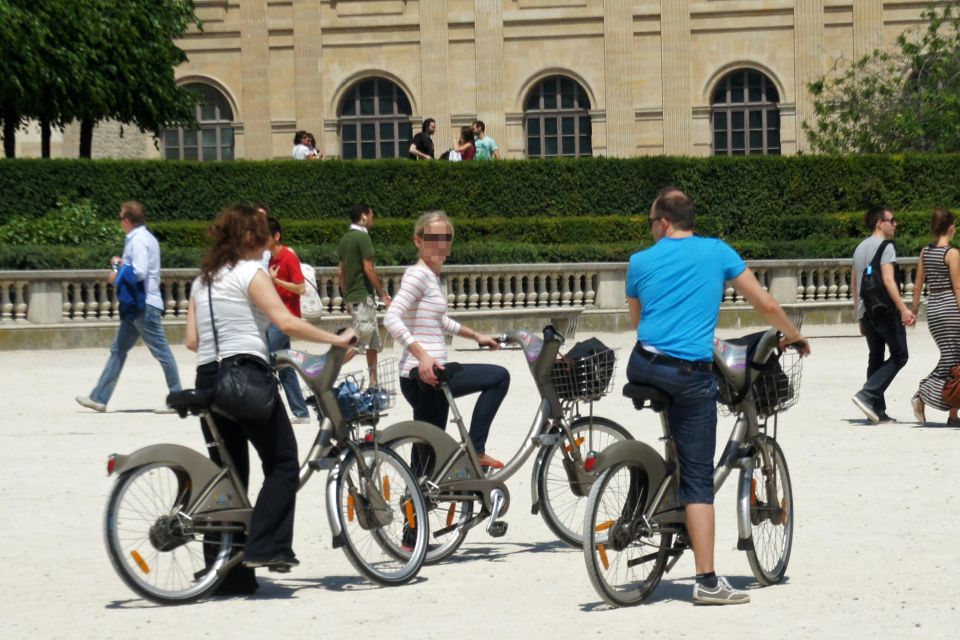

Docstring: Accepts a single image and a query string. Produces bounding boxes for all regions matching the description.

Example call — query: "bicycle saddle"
[622,383,671,412]
[409,362,464,385]
[166,389,215,417]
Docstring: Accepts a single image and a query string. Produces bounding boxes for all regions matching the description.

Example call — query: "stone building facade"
[17,0,935,160]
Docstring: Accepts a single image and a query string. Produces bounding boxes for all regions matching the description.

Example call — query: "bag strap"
[207,285,221,362]
[870,240,894,270]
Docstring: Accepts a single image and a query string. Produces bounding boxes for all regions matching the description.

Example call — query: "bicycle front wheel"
[536,416,632,548]
[742,435,794,585]
[104,463,233,605]
[332,444,428,586]
[583,462,672,607]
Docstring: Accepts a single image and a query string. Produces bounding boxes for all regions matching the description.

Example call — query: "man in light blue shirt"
[626,188,808,605]
[471,120,499,160]
[76,202,181,413]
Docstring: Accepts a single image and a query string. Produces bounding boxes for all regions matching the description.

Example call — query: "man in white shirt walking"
[76,202,182,413]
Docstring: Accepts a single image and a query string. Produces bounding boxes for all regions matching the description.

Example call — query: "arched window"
[711,69,780,155]
[524,75,592,158]
[163,83,235,161]
[339,77,413,159]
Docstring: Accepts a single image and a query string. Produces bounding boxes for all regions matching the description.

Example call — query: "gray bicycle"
[582,327,804,607]
[103,343,429,605]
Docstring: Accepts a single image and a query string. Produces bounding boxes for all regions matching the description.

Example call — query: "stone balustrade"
[0,259,925,326]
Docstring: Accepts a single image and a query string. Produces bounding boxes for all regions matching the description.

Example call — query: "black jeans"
[197,361,299,586]
[860,310,909,413]
[400,363,510,467]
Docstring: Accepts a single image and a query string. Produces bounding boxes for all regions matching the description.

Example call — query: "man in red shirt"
[266,217,311,423]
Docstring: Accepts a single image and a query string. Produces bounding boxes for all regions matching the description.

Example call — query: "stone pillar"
[26,281,64,324]
[853,0,884,61]
[595,268,626,310]
[794,0,825,153]
[769,268,799,305]
[239,0,272,159]
[603,0,634,157]
[474,1,505,142]
[419,1,451,138]
[293,0,325,155]
[660,1,692,155]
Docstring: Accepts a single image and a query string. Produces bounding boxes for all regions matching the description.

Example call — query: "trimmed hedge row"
[2,155,960,233]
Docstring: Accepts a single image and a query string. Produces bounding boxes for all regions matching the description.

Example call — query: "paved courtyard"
[1,322,958,639]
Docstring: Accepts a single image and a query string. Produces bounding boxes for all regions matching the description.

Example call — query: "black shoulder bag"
[207,286,278,424]
[859,240,896,317]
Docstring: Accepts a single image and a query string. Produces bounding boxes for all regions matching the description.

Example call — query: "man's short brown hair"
[652,187,695,231]
[120,201,146,226]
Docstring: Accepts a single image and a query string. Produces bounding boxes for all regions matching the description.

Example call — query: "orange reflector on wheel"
[780,498,789,525]
[751,479,758,506]
[382,476,391,501]
[597,544,609,570]
[404,499,417,529]
[130,550,150,574]
[446,503,457,527]
[595,520,614,532]
[347,494,355,522]
[563,436,585,453]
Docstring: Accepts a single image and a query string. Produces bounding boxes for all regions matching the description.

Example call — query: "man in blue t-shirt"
[626,188,809,605]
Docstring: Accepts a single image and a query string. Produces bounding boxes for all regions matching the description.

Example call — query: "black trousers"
[860,310,909,413]
[197,361,299,587]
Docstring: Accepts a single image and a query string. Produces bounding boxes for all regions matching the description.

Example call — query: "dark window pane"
[562,137,576,155]
[578,87,590,109]
[732,149,745,156]
[731,111,744,130]
[221,146,234,161]
[767,84,780,103]
[359,95,375,115]
[399,122,412,141]
[359,80,375,97]
[381,141,395,158]
[361,123,376,142]
[545,137,558,156]
[165,146,180,160]
[714,131,727,152]
[767,130,781,149]
[202,146,218,161]
[579,134,591,155]
[749,148,763,155]
[748,86,762,103]
[713,111,727,129]
[712,87,726,104]
[562,117,575,135]
[749,130,764,149]
[183,147,198,160]
[183,130,197,146]
[397,92,411,114]
[749,110,763,129]
[768,147,781,156]
[361,141,376,159]
[526,92,540,111]
[731,73,744,88]
[379,91,394,115]
[163,130,179,147]
[200,102,217,122]
[545,119,557,135]
[768,110,780,129]
[527,137,541,156]
[731,131,744,150]
[202,129,217,146]
[543,91,557,109]
[380,122,394,141]
[731,87,744,103]
[579,116,591,134]
[527,119,540,136]
[748,71,762,87]
[342,123,356,142]
[341,97,357,116]
[222,128,234,146]
[561,90,574,109]
[342,142,357,159]
[560,77,573,94]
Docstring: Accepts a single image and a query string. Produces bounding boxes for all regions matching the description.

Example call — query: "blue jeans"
[90,305,182,405]
[626,344,718,505]
[266,324,309,419]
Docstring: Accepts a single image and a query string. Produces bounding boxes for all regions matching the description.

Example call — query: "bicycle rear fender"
[591,440,669,510]
[111,444,237,514]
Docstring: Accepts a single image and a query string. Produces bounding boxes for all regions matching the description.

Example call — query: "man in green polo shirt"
[338,204,390,383]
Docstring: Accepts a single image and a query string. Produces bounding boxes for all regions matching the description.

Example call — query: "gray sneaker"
[154,405,177,414]
[290,415,311,425]
[693,576,750,605]
[76,395,106,413]
[852,392,880,424]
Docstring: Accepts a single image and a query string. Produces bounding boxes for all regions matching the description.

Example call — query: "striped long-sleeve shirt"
[383,261,462,378]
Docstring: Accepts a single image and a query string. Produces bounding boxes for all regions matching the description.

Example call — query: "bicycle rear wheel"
[104,463,233,605]
[332,444,428,585]
[583,462,672,607]
[742,435,793,585]
[536,416,631,548]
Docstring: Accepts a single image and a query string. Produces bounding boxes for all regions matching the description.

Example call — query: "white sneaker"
[290,415,311,425]
[76,395,106,413]
[693,576,750,605]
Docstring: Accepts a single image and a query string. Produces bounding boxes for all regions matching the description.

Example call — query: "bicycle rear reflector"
[584,453,597,472]
[130,550,150,574]
[382,476,391,501]
[596,544,609,570]
[446,503,457,527]
[404,499,417,529]
[106,455,116,476]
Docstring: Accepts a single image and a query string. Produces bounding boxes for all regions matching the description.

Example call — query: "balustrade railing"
[0,258,924,325]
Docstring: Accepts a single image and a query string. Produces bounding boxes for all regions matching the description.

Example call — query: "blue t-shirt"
[626,236,746,362]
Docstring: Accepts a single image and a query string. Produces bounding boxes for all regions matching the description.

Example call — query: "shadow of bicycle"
[436,539,571,566]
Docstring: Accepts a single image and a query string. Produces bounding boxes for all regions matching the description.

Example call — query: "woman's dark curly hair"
[200,205,270,285]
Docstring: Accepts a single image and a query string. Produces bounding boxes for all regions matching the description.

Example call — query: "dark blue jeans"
[861,310,909,413]
[400,363,510,456]
[266,324,309,419]
[626,345,718,505]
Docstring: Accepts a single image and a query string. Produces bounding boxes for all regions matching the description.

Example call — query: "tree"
[804,2,960,154]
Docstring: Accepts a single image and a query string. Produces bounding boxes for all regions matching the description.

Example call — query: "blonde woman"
[911,208,960,425]
[384,211,509,469]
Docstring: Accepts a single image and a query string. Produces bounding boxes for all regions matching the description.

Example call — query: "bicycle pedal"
[487,521,508,538]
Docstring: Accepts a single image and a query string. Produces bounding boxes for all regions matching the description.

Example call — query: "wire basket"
[717,350,802,418]
[334,358,397,421]
[550,348,619,402]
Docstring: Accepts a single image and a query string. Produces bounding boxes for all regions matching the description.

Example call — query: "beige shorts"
[348,297,383,352]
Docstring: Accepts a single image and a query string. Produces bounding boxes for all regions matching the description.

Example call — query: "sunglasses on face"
[882,217,897,224]
[422,233,453,242]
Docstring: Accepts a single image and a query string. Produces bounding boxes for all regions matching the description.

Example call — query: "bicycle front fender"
[110,444,229,513]
[591,441,669,511]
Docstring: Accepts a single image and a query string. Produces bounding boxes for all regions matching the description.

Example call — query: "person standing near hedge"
[850,206,916,424]
[265,216,311,424]
[910,208,960,425]
[472,120,500,160]
[76,201,182,413]
[408,118,436,160]
[338,204,390,385]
